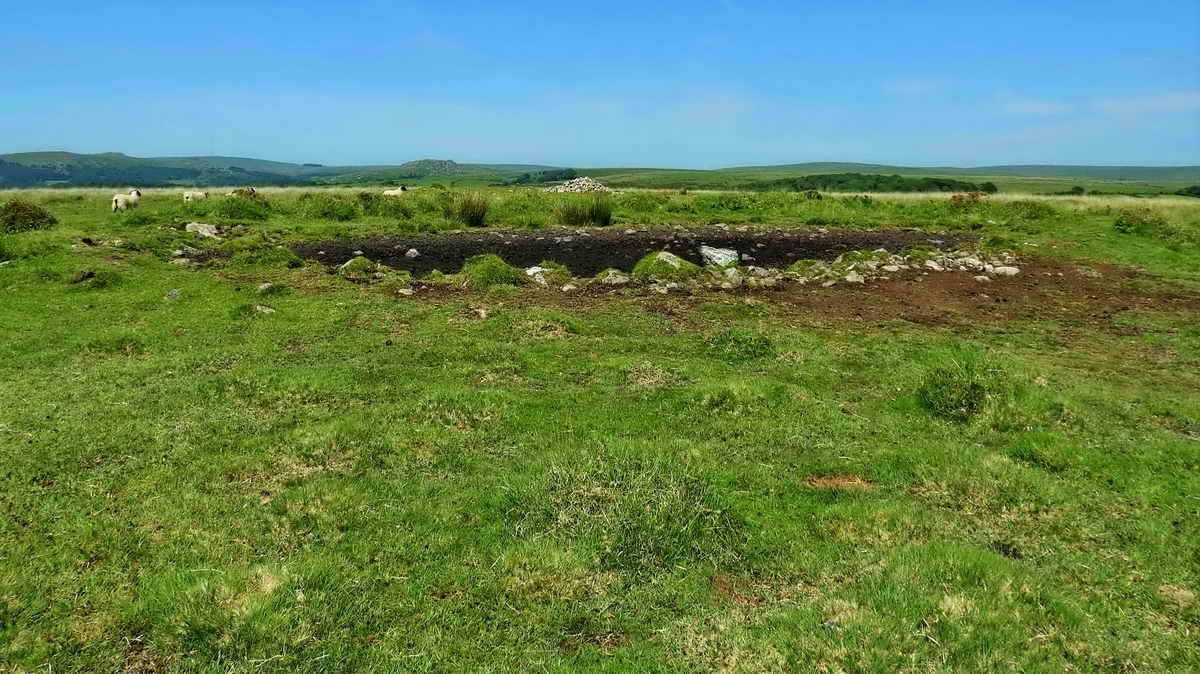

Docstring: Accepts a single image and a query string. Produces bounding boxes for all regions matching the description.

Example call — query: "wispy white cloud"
[999,97,1072,116]
[1097,91,1200,116]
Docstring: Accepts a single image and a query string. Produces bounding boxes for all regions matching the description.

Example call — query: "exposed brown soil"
[803,475,878,489]
[407,257,1200,329]
[292,226,976,277]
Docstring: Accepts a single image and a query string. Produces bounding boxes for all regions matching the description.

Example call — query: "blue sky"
[2,1,1197,167]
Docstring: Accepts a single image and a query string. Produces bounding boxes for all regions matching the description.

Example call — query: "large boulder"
[700,245,739,267]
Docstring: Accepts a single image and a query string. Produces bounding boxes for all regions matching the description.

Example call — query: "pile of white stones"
[784,248,1020,287]
[545,177,613,193]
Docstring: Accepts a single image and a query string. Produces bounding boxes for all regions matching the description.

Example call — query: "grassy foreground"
[1,188,1199,671]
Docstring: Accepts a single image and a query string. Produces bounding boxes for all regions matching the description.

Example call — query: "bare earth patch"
[804,475,877,489]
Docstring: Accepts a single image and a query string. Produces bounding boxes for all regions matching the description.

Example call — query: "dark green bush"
[1002,200,1058,221]
[212,196,270,221]
[1113,207,1168,235]
[0,199,58,233]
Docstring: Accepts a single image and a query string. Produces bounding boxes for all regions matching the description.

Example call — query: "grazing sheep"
[183,191,209,202]
[381,186,408,196]
[111,188,143,212]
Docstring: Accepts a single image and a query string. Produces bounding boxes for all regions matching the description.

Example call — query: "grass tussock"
[555,195,613,227]
[508,453,746,572]
[455,192,490,227]
[916,349,1015,423]
[296,192,357,221]
[705,329,775,362]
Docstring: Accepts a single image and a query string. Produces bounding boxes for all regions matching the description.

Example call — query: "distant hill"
[1,151,1196,192]
[0,152,562,188]
[720,162,1200,182]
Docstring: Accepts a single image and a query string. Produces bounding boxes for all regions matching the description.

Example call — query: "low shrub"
[1113,207,1168,235]
[1002,199,1058,221]
[456,192,489,227]
[1,199,58,233]
[461,254,524,289]
[296,193,358,221]
[212,196,270,221]
[704,329,775,362]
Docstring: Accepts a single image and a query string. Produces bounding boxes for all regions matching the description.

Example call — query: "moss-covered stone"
[631,251,700,281]
[461,254,524,289]
[525,260,574,287]
[338,255,382,280]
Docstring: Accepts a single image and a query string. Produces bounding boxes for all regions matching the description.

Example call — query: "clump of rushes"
[555,195,613,226]
[461,254,524,289]
[631,251,700,281]
[456,192,489,227]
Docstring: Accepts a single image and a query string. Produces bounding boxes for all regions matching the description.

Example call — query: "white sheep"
[111,188,143,212]
[382,186,408,196]
[183,190,209,202]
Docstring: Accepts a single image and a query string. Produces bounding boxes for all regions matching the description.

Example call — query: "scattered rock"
[924,260,944,272]
[254,305,275,315]
[256,282,274,293]
[561,283,577,292]
[396,288,415,296]
[524,266,549,286]
[844,272,865,284]
[700,245,739,267]
[169,258,192,265]
[185,222,220,239]
[597,269,631,285]
[993,266,1020,276]
[405,248,420,258]
[163,289,181,301]
[973,275,991,283]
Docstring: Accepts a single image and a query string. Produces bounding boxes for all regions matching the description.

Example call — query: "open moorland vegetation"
[2,184,1199,671]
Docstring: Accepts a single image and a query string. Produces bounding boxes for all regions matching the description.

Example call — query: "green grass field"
[2,187,1199,671]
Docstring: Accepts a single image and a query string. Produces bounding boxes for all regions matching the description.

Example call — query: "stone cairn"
[545,177,613,193]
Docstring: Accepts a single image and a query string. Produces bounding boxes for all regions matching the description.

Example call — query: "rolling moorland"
[1,182,1198,671]
[3,151,1199,196]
